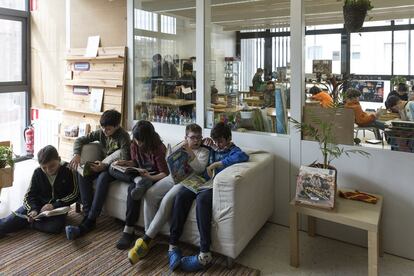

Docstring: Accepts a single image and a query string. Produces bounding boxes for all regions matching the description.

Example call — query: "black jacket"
[23,163,79,212]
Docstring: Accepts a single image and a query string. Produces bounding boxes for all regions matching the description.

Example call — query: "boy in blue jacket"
[0,145,78,237]
[168,122,249,272]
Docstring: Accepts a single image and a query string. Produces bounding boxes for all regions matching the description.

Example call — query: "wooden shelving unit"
[58,46,127,162]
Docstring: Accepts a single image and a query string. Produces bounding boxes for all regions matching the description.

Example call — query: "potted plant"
[343,0,373,33]
[290,114,370,209]
[0,145,14,169]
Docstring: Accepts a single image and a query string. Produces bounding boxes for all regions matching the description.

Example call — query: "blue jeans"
[0,206,66,235]
[169,187,213,253]
[108,166,153,226]
[78,170,114,221]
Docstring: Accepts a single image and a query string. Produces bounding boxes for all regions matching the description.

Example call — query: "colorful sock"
[198,252,212,266]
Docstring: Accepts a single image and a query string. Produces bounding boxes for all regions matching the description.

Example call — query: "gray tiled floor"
[236,222,414,275]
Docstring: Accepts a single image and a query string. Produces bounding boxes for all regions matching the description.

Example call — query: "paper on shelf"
[84,35,100,57]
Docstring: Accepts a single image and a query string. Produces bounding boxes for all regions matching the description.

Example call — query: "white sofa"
[103,149,274,263]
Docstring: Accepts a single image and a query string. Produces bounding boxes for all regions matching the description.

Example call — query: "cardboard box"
[0,141,14,188]
[303,106,355,146]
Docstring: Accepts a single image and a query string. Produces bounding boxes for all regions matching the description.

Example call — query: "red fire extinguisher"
[24,124,35,156]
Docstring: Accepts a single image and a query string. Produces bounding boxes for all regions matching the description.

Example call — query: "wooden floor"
[0,211,259,275]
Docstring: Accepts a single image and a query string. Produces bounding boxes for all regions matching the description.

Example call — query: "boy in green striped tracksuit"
[0,145,79,237]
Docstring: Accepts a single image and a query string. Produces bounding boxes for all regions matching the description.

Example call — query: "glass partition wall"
[133,0,197,125]
[131,2,414,153]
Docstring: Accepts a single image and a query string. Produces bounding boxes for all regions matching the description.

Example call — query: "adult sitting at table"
[387,83,409,102]
[252,68,264,91]
[309,86,333,108]
[263,81,275,108]
[344,88,385,140]
[385,95,414,122]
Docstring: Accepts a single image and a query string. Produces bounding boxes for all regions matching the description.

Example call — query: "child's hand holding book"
[206,162,222,178]
[27,210,38,223]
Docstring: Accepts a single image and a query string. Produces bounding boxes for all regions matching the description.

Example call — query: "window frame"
[0,3,31,127]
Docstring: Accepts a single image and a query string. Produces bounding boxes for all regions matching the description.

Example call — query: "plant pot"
[343,5,368,33]
[0,160,6,168]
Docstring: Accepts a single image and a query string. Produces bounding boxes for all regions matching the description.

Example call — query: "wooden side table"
[290,192,383,276]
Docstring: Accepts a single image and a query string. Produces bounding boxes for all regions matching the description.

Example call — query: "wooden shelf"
[138,96,195,107]
[58,107,103,116]
[64,79,122,88]
[65,55,124,61]
[58,135,78,141]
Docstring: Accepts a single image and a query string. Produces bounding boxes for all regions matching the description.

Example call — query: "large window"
[133,0,196,125]
[305,34,341,74]
[351,31,392,75]
[0,1,29,156]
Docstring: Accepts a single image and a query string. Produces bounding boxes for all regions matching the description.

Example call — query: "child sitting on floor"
[0,145,78,237]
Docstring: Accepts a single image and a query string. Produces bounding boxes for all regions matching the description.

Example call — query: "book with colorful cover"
[166,142,214,193]
[180,172,214,194]
[295,165,336,209]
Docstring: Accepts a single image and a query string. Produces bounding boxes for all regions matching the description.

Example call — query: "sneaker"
[180,255,206,272]
[65,225,81,240]
[128,238,154,264]
[116,232,135,250]
[79,218,96,235]
[168,247,182,271]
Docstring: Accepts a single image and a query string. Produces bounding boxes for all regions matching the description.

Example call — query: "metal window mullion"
[0,7,28,18]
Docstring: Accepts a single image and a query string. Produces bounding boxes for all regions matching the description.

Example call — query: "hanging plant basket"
[343,5,368,32]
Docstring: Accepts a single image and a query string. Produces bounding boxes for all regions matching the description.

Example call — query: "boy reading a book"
[128,123,209,263]
[0,145,78,237]
[66,109,131,240]
[110,120,170,249]
[168,122,249,272]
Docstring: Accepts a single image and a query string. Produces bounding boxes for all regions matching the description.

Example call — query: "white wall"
[301,140,414,260]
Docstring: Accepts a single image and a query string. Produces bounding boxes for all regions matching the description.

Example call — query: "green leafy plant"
[344,0,373,10]
[390,76,407,90]
[0,145,14,168]
[343,0,373,33]
[290,113,370,169]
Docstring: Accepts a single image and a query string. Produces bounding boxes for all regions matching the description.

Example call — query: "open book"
[111,163,157,176]
[13,206,71,220]
[166,142,214,193]
[180,172,214,194]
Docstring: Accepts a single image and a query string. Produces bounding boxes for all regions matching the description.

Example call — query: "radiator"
[33,109,62,156]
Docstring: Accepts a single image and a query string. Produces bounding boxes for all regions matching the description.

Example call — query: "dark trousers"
[169,187,213,253]
[0,206,66,235]
[78,170,114,221]
[108,167,152,227]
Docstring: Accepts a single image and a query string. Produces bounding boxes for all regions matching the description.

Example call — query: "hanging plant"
[343,0,373,33]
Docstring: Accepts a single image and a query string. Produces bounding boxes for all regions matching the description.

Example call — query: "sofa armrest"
[211,151,274,259]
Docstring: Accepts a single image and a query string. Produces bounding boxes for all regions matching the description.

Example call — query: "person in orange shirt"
[344,88,385,139]
[309,86,333,108]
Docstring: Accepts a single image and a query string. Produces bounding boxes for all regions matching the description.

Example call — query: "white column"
[289,0,305,197]
[196,0,211,127]
[127,0,135,129]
